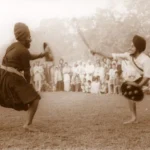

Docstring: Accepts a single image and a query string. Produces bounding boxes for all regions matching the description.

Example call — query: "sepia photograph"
[0,0,150,149]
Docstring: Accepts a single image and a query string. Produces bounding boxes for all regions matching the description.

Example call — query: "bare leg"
[23,99,39,131]
[114,85,117,94]
[124,100,137,124]
[35,80,39,91]
[39,80,42,92]
[108,83,111,94]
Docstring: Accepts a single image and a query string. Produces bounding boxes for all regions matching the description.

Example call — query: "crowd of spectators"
[30,58,150,95]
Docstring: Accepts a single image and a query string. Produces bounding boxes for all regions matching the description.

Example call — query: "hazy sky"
[0,0,126,46]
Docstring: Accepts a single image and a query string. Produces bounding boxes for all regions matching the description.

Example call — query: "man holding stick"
[91,35,150,124]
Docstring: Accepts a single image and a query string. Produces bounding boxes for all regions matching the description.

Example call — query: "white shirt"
[93,67,101,76]
[77,65,85,75]
[108,68,117,80]
[85,64,95,74]
[91,81,100,94]
[112,52,150,79]
[72,66,79,75]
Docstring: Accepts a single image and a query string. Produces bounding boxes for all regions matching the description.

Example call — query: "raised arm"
[30,52,46,60]
[91,50,131,62]
[90,50,113,59]
[30,49,54,61]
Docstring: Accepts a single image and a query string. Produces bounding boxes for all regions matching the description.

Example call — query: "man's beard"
[24,41,31,48]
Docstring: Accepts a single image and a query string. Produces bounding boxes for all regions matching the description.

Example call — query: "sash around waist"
[0,65,25,78]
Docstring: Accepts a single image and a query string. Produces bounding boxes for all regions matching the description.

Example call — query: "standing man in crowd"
[91,35,150,124]
[58,58,65,91]
[0,22,53,131]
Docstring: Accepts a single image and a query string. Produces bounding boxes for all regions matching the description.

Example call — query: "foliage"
[28,1,150,63]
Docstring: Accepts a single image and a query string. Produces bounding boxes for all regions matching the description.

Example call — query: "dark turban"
[132,35,146,52]
[14,22,30,41]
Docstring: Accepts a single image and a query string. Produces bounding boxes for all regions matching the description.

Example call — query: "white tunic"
[112,52,150,81]
[91,81,100,94]
[33,65,44,81]
[63,66,71,82]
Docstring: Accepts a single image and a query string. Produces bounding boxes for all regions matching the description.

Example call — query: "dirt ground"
[0,92,150,150]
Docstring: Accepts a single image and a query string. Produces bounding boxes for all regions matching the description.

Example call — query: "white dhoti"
[64,74,70,91]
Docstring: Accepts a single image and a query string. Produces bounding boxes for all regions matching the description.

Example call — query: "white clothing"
[77,65,86,83]
[72,66,79,75]
[93,66,105,83]
[112,52,150,80]
[63,66,71,91]
[85,64,95,74]
[108,69,117,80]
[77,65,85,75]
[85,82,91,93]
[91,82,100,94]
[54,69,62,84]
[85,64,95,81]
[63,67,71,82]
[93,67,101,77]
[33,66,44,82]
[64,81,70,91]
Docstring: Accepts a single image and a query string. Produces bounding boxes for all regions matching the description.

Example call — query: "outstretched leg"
[23,99,40,131]
[124,100,137,124]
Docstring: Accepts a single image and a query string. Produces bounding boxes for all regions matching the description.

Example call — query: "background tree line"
[1,0,150,64]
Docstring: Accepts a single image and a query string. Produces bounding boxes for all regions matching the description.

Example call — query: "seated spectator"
[41,80,52,92]
[100,82,107,94]
[91,77,100,94]
[85,80,91,93]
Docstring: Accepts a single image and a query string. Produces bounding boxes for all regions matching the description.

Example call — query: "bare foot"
[23,125,40,132]
[123,118,138,125]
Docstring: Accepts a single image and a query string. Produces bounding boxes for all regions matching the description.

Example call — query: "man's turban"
[132,35,146,52]
[14,22,30,41]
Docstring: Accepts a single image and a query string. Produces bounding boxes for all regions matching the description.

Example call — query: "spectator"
[71,73,76,92]
[41,79,52,92]
[33,61,44,92]
[54,66,63,91]
[91,77,100,94]
[108,64,117,94]
[85,60,95,82]
[81,78,86,92]
[85,80,91,93]
[114,71,123,94]
[99,61,106,83]
[72,62,79,75]
[74,74,81,92]
[58,58,65,91]
[63,62,71,92]
[77,61,86,84]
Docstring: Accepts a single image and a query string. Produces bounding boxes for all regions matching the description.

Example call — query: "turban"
[14,22,30,41]
[132,35,146,52]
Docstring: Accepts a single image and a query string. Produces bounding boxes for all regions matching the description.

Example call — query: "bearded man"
[0,22,53,131]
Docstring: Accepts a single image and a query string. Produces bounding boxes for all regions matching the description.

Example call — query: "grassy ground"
[0,92,150,150]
